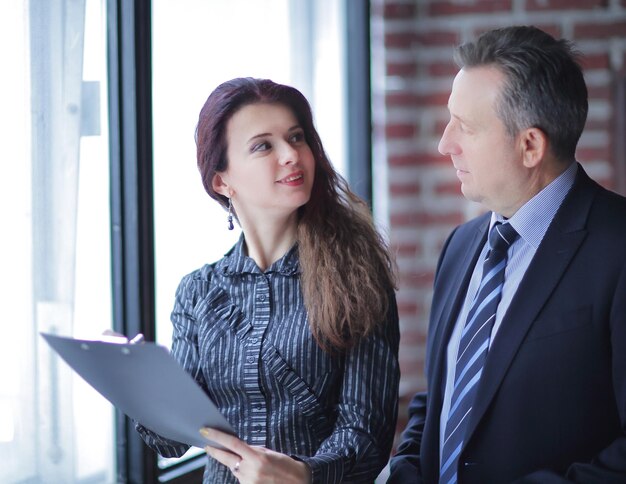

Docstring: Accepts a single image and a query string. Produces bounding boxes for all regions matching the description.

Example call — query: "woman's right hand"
[200,427,312,484]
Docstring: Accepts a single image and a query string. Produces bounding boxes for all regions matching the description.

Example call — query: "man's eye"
[458,122,472,134]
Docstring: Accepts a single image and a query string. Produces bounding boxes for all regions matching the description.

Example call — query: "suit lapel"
[463,165,597,446]
[430,219,487,395]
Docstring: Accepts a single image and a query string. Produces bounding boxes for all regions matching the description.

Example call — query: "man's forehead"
[448,67,504,117]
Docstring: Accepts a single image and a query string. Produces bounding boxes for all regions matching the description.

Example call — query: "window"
[0,0,114,482]
[0,0,370,481]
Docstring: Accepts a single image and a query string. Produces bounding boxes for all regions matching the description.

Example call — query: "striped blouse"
[137,236,400,483]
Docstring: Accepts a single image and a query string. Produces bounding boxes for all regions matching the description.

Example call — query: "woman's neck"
[239,212,298,271]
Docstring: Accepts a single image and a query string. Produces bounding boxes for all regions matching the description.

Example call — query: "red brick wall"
[370,0,626,447]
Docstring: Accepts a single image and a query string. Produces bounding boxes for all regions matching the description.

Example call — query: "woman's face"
[213,102,315,223]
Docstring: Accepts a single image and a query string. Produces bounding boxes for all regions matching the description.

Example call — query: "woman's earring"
[227,198,234,230]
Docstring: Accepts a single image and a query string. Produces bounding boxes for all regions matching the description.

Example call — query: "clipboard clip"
[100,329,145,345]
[129,333,145,344]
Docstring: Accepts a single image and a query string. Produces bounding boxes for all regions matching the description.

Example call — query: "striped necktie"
[439,222,519,484]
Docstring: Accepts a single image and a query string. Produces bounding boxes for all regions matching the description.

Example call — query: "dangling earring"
[227,198,234,230]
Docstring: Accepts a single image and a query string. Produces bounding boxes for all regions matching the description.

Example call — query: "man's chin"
[460,184,476,201]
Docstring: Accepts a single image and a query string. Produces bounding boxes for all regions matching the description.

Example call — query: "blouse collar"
[216,234,300,277]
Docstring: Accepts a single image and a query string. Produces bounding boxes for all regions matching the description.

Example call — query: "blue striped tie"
[439,222,519,484]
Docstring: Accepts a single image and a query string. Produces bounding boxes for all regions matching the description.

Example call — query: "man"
[388,26,626,483]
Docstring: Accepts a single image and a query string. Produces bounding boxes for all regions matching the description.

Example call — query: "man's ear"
[212,173,232,198]
[520,127,548,168]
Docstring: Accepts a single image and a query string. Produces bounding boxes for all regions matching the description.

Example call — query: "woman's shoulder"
[189,261,219,280]
[174,239,244,302]
[179,241,240,287]
[176,258,224,298]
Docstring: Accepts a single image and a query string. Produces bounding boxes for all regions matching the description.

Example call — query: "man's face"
[438,66,529,216]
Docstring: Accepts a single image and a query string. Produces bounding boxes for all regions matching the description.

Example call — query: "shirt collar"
[216,233,300,276]
[491,162,577,249]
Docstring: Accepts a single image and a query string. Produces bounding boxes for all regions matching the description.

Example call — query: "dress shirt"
[137,235,400,483]
[439,162,577,457]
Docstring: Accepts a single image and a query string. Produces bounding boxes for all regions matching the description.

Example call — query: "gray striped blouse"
[137,236,400,483]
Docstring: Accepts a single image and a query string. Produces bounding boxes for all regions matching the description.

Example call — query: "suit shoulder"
[588,182,626,235]
[595,184,626,212]
[447,212,490,245]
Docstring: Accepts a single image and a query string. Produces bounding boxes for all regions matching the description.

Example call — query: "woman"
[137,78,400,483]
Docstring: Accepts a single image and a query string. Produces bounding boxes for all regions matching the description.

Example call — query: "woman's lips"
[277,171,304,185]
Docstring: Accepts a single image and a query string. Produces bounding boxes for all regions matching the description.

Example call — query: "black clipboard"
[41,332,236,449]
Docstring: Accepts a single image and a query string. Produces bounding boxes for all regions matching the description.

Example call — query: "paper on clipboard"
[41,332,236,449]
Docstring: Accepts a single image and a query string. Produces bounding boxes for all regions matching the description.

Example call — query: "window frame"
[107,0,160,481]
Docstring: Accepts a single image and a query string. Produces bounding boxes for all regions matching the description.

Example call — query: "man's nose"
[438,122,459,156]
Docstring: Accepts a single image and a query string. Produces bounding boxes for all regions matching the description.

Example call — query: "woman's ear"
[520,127,548,168]
[212,173,231,198]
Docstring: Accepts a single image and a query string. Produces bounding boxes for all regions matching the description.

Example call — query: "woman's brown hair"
[196,77,396,351]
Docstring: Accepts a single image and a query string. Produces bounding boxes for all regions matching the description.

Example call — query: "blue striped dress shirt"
[439,162,577,457]
[137,236,400,483]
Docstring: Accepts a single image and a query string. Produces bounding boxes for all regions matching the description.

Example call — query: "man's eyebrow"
[449,112,464,123]
[450,110,474,125]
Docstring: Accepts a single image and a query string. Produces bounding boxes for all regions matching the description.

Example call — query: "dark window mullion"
[107,0,157,481]
[346,0,372,205]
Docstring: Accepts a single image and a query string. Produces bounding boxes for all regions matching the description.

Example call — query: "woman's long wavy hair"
[196,77,396,351]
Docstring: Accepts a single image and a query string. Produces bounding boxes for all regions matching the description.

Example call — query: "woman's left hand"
[200,427,312,484]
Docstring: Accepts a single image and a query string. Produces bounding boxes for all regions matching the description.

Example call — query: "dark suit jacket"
[388,165,626,483]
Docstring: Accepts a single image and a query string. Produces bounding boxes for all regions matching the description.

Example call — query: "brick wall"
[370,0,626,447]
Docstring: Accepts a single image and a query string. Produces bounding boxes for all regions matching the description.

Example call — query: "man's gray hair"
[454,26,588,161]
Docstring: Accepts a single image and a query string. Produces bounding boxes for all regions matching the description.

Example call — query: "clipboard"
[41,332,236,449]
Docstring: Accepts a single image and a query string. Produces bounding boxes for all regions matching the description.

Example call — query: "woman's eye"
[251,141,270,153]
[289,131,305,143]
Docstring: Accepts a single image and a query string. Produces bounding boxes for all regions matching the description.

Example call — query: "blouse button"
[250,337,259,344]
[257,294,266,302]
[247,356,256,363]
